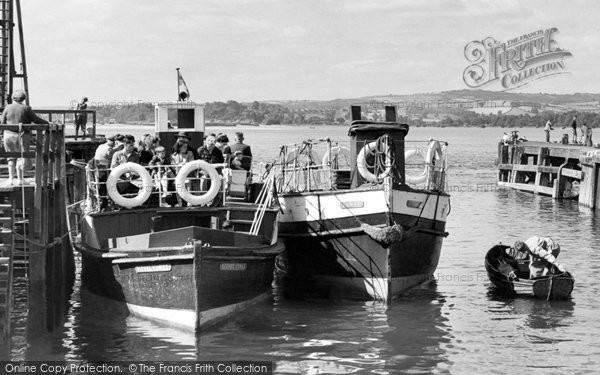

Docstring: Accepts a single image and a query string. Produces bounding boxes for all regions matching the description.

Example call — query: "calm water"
[2,126,600,374]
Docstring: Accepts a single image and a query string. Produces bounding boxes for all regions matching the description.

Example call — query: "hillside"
[89,90,600,128]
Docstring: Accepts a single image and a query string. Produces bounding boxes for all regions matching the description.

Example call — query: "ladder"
[0,0,29,107]
[0,202,14,341]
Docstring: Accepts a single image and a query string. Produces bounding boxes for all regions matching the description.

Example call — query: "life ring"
[322,146,350,168]
[106,162,153,208]
[404,141,444,186]
[357,141,392,182]
[175,160,221,206]
[404,148,427,184]
[425,140,444,186]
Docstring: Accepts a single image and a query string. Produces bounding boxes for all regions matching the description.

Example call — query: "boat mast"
[0,0,29,107]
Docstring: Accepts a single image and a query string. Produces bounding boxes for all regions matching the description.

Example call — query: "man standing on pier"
[544,120,554,142]
[1,90,49,184]
[571,115,578,143]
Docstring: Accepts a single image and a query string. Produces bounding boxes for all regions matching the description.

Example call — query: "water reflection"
[488,293,574,330]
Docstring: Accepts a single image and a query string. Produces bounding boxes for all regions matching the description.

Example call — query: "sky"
[18,0,600,107]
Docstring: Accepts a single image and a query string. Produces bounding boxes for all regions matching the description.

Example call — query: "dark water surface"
[2,126,599,374]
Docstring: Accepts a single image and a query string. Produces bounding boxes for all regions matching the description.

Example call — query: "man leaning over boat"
[506,236,566,278]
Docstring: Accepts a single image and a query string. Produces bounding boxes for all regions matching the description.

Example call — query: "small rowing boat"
[484,244,574,300]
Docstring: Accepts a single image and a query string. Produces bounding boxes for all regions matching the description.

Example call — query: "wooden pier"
[498,140,600,209]
[0,123,74,343]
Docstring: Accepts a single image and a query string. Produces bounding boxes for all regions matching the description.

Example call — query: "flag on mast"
[177,68,189,101]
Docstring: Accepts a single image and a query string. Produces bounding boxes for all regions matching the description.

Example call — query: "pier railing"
[0,123,67,240]
[34,109,97,140]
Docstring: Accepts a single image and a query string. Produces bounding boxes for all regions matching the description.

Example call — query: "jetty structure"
[0,0,78,347]
[497,139,600,209]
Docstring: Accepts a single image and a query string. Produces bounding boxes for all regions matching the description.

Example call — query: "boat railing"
[84,162,232,211]
[267,137,448,194]
[272,138,351,194]
[404,139,449,191]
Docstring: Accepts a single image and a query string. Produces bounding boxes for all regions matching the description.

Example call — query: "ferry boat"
[77,102,284,331]
[268,105,450,302]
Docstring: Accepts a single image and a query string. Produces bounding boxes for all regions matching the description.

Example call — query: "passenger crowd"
[90,130,252,208]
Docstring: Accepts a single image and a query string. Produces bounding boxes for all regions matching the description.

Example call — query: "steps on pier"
[0,202,14,341]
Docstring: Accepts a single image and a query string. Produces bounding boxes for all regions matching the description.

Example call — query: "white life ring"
[404,141,444,186]
[404,148,427,184]
[425,140,444,186]
[106,162,153,208]
[357,141,392,182]
[322,145,350,167]
[175,160,221,206]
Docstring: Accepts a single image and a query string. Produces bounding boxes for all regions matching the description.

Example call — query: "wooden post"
[33,127,44,239]
[193,241,203,332]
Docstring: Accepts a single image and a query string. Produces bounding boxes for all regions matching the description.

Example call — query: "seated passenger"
[139,134,160,165]
[110,135,140,168]
[171,138,195,170]
[228,132,252,171]
[197,134,225,166]
[149,146,175,199]
[230,151,245,170]
[93,135,115,168]
[507,236,566,278]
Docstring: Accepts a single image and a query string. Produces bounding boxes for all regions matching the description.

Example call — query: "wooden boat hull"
[81,240,284,330]
[79,206,284,331]
[484,244,574,300]
[278,187,449,302]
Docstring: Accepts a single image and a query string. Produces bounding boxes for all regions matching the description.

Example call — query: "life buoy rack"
[322,145,350,167]
[404,140,444,186]
[106,162,153,208]
[175,160,221,206]
[357,141,393,182]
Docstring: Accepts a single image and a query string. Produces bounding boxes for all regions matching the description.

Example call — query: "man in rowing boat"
[507,236,566,278]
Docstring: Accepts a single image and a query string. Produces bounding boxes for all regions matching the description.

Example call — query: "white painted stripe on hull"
[126,293,270,331]
[279,190,388,223]
[279,189,449,224]
[314,273,433,301]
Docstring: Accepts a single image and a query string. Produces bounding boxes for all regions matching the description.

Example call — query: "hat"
[155,146,166,152]
[176,131,191,140]
[216,134,229,143]
[513,241,527,253]
[115,134,125,142]
[122,135,135,144]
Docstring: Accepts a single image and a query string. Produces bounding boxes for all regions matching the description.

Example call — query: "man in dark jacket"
[228,132,252,171]
[1,90,49,184]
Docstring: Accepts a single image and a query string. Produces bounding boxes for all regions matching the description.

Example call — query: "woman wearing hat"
[172,131,198,159]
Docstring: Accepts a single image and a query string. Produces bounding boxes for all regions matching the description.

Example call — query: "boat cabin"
[348,105,408,188]
[155,102,205,151]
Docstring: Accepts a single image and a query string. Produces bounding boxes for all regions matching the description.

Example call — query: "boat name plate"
[339,201,364,209]
[220,263,247,271]
[135,264,172,273]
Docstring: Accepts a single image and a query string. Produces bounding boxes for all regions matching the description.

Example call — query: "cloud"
[283,26,308,39]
